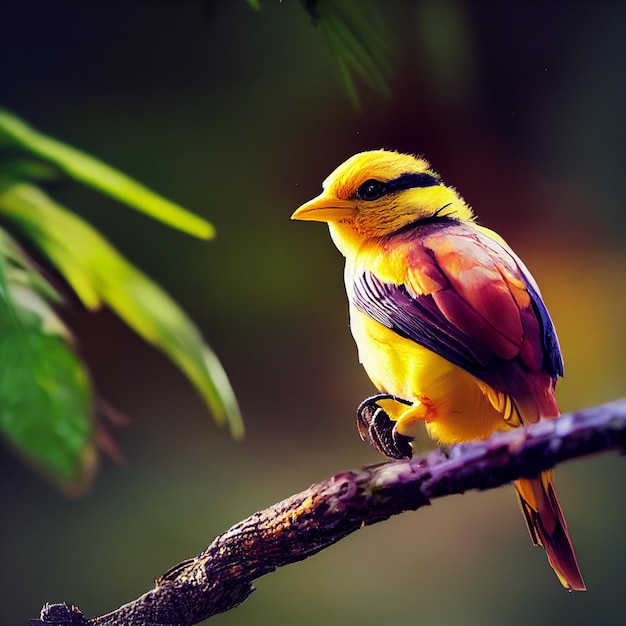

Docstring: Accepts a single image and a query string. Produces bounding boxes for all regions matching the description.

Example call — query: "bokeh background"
[1,1,625,624]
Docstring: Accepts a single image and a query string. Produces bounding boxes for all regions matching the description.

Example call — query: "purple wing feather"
[351,220,563,396]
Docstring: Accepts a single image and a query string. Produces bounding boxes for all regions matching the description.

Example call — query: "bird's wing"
[351,220,563,396]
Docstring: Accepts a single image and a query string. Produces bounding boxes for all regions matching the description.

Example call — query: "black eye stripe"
[355,172,441,201]
[386,172,442,192]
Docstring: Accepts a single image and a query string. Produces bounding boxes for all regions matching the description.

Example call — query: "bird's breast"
[348,307,516,444]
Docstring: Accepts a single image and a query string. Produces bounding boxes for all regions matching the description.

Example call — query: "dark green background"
[1,2,625,624]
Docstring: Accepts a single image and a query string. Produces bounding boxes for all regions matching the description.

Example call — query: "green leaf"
[0,108,215,240]
[0,229,95,493]
[245,0,261,10]
[310,0,393,107]
[0,181,243,438]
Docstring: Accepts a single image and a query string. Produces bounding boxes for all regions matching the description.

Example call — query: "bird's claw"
[356,394,414,460]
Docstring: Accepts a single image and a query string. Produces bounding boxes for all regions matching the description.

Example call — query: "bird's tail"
[514,471,586,591]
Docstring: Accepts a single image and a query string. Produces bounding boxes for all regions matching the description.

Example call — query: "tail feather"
[514,472,586,591]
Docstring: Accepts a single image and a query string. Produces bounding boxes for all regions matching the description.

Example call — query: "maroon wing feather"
[351,220,563,403]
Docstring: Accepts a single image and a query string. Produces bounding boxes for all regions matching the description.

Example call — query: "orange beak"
[291,193,356,223]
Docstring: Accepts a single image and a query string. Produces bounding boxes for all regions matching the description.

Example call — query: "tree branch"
[32,399,626,626]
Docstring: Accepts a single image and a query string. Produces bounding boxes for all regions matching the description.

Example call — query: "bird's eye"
[356,179,386,201]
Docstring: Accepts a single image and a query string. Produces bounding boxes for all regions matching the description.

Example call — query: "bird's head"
[291,150,474,255]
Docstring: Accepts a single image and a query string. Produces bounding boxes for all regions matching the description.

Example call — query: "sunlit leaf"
[0,230,96,493]
[245,0,261,10]
[0,181,243,438]
[0,108,215,239]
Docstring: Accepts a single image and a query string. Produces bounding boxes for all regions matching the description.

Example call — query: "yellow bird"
[291,149,585,591]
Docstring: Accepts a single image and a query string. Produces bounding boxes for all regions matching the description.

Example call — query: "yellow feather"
[350,309,513,443]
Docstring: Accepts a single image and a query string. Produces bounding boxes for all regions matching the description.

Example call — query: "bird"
[291,149,585,591]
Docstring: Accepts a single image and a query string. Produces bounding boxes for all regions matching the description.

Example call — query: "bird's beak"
[291,193,356,223]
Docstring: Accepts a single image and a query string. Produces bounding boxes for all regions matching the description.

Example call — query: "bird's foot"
[356,394,414,460]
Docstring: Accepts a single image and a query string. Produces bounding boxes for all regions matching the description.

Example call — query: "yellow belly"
[350,309,515,445]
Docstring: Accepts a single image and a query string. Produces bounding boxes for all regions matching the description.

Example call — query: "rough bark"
[31,398,626,626]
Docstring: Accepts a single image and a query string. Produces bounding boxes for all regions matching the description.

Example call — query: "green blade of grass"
[0,109,215,240]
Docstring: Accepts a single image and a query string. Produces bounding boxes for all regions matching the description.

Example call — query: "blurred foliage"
[0,229,93,493]
[252,0,393,108]
[0,0,392,492]
[304,0,393,107]
[0,110,215,238]
[0,0,391,491]
[0,109,242,492]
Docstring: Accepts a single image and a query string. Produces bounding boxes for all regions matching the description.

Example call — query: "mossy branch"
[31,398,626,626]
